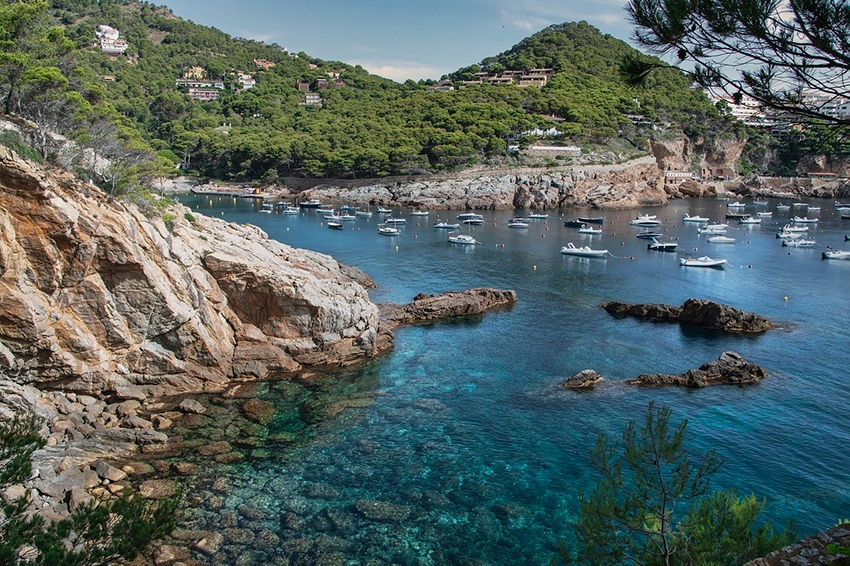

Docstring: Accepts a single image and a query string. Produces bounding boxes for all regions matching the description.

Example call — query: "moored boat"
[680,256,727,268]
[377,223,401,236]
[433,220,460,229]
[448,231,480,245]
[578,216,604,224]
[792,216,818,223]
[577,224,602,234]
[739,215,761,224]
[707,235,735,243]
[528,213,549,219]
[630,214,661,226]
[647,238,678,251]
[782,238,816,247]
[560,242,608,257]
[698,223,729,234]
[683,213,709,222]
[508,218,530,228]
[823,249,850,260]
[384,217,406,225]
[636,230,663,239]
[564,218,584,228]
[410,210,429,216]
[327,221,344,230]
[299,199,322,208]
[727,201,745,208]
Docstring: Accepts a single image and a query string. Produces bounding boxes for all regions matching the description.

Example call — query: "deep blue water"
[176,195,850,564]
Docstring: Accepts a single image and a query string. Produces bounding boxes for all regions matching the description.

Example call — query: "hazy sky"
[159,0,634,82]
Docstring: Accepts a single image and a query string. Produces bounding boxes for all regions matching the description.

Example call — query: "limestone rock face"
[600,298,773,333]
[0,145,380,399]
[627,351,767,388]
[297,158,667,211]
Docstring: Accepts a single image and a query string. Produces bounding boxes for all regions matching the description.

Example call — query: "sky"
[159,0,635,82]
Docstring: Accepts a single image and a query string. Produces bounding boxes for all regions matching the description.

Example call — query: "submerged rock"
[601,298,773,333]
[627,351,767,388]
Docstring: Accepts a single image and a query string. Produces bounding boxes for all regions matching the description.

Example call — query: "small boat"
[410,210,429,216]
[823,249,850,260]
[355,208,373,217]
[384,217,406,225]
[283,205,300,215]
[707,235,735,243]
[647,238,678,251]
[752,199,769,206]
[835,201,850,208]
[377,207,393,214]
[448,231,480,245]
[560,242,608,257]
[508,218,530,228]
[792,216,818,223]
[808,206,821,212]
[299,199,322,208]
[793,202,808,207]
[630,215,661,226]
[327,221,344,230]
[433,220,460,229]
[683,214,709,222]
[458,212,484,225]
[739,215,761,224]
[756,211,773,217]
[317,205,334,213]
[776,231,803,240]
[842,212,850,219]
[725,211,747,220]
[846,235,850,241]
[776,204,791,211]
[698,223,729,234]
[780,223,808,232]
[564,218,584,228]
[727,201,745,208]
[578,224,602,234]
[528,213,549,219]
[259,202,274,213]
[578,216,605,224]
[680,256,727,268]
[636,230,662,239]
[377,223,401,236]
[782,238,816,247]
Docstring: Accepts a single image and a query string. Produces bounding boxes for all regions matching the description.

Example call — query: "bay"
[175,194,850,564]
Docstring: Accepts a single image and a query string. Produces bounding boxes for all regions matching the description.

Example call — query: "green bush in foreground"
[0,413,180,565]
[554,403,795,565]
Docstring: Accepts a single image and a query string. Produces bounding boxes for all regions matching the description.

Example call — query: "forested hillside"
[5,0,737,185]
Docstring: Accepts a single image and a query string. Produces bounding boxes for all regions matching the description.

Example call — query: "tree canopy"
[623,0,850,125]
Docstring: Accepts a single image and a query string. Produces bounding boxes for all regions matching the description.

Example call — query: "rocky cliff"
[0,146,381,408]
[294,157,668,210]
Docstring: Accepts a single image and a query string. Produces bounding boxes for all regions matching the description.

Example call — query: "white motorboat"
[327,221,344,230]
[707,235,735,243]
[793,202,808,207]
[636,230,663,239]
[377,207,393,214]
[458,212,485,225]
[508,217,530,228]
[560,242,608,257]
[753,199,769,206]
[823,249,850,260]
[776,204,791,211]
[727,201,745,208]
[776,232,803,240]
[782,238,816,247]
[433,220,460,229]
[683,214,709,222]
[377,223,401,236]
[260,202,274,213]
[698,223,729,234]
[578,224,602,234]
[647,238,678,251]
[355,209,373,217]
[835,201,850,208]
[410,210,429,216]
[780,224,808,232]
[528,213,549,219]
[680,256,727,268]
[630,214,661,226]
[792,216,818,223]
[756,211,773,217]
[808,206,821,212]
[448,231,480,245]
[383,217,406,225]
[283,205,300,215]
[739,216,761,224]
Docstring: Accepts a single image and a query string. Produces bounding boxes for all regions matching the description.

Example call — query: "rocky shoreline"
[600,298,775,333]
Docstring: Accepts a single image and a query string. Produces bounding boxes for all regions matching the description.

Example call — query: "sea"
[170,194,850,565]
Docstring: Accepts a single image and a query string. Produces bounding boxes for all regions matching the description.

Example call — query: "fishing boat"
[458,212,484,225]
[448,231,480,245]
[680,256,727,268]
[528,213,549,219]
[560,242,608,257]
[683,214,709,222]
[383,217,406,225]
[707,235,736,243]
[377,223,401,236]
[299,199,322,209]
[647,238,678,251]
[433,220,460,229]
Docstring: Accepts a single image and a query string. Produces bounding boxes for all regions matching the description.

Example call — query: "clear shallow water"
[173,195,850,564]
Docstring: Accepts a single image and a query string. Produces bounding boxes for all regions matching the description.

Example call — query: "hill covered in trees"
[6,0,741,186]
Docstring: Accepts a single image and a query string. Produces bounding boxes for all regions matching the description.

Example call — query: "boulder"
[601,298,773,333]
[241,399,276,425]
[382,288,518,328]
[138,479,177,499]
[562,369,605,390]
[627,351,767,388]
[178,399,206,414]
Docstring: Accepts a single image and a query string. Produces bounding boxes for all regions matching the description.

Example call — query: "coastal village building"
[296,80,310,91]
[237,73,256,90]
[95,24,128,55]
[302,92,322,106]
[470,68,554,88]
[665,171,695,185]
[254,58,276,70]
[187,88,219,102]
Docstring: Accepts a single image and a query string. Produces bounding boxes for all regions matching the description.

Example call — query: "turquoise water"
[175,195,850,564]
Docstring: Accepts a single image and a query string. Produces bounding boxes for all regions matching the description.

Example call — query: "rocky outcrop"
[0,145,381,403]
[379,288,518,328]
[561,369,605,390]
[600,298,774,333]
[745,523,850,565]
[295,157,667,210]
[627,351,767,387]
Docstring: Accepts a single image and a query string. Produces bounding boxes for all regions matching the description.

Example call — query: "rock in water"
[561,369,605,389]
[627,351,767,388]
[381,288,518,328]
[600,298,773,333]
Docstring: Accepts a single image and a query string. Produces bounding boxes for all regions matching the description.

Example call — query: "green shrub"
[0,130,42,162]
